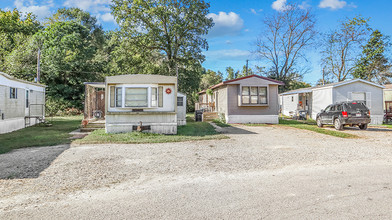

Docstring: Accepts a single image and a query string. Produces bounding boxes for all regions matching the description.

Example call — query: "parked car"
[316,101,371,130]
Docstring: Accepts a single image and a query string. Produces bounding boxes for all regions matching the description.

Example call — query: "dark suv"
[316,101,371,130]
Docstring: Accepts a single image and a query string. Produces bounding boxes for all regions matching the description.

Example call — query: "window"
[115,87,122,107]
[241,86,268,105]
[10,87,17,99]
[177,97,184,106]
[259,87,267,104]
[292,96,294,102]
[330,105,336,111]
[242,87,250,104]
[151,88,157,107]
[125,88,148,107]
[26,90,29,108]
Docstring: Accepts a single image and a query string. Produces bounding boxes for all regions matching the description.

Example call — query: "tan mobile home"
[104,74,178,134]
[196,75,284,124]
[0,72,46,134]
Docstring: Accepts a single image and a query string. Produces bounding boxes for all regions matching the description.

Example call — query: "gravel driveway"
[1,125,392,219]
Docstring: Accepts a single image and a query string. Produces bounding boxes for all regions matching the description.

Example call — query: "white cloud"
[100,12,115,23]
[63,0,111,12]
[14,0,54,20]
[204,49,251,61]
[207,12,244,38]
[319,0,349,10]
[225,40,232,44]
[272,0,288,11]
[63,0,115,24]
[250,8,263,15]
[299,1,311,9]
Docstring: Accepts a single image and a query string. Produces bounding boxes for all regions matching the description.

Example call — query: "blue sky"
[1,0,392,85]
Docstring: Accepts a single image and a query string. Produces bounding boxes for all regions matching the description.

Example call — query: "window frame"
[10,87,17,99]
[110,85,163,109]
[177,97,184,106]
[240,86,269,106]
[124,87,149,108]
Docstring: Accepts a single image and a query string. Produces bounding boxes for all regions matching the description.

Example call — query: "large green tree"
[111,0,213,77]
[199,69,223,90]
[0,9,41,71]
[38,21,99,109]
[352,30,391,84]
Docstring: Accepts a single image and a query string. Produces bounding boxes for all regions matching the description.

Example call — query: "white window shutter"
[366,92,371,109]
[347,92,352,101]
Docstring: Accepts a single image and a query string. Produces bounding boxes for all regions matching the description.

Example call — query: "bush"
[45,97,82,116]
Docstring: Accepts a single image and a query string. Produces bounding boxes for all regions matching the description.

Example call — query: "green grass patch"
[212,119,230,127]
[0,116,82,154]
[278,118,358,138]
[75,121,228,144]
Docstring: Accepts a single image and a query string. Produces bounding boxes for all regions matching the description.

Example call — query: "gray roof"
[280,79,384,96]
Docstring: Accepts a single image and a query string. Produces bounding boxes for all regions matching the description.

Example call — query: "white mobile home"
[280,79,385,125]
[0,72,46,134]
[104,74,180,134]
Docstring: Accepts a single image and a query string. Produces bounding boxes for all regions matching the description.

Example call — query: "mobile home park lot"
[1,125,392,219]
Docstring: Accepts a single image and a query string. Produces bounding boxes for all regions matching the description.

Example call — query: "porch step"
[203,112,219,122]
[85,123,105,128]
[80,127,103,132]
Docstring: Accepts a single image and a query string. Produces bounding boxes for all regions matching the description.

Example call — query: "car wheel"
[317,117,323,127]
[359,124,368,130]
[334,118,343,130]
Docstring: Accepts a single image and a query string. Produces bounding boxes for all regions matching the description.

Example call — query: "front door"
[96,90,105,118]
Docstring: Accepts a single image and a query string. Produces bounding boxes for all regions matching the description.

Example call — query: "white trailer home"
[0,72,46,134]
[104,74,180,134]
[279,79,385,125]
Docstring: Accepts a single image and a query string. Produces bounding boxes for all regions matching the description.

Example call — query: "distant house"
[84,74,186,134]
[196,75,285,124]
[279,79,385,124]
[0,72,46,134]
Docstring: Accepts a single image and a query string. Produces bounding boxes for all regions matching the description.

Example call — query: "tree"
[0,9,41,71]
[321,16,370,82]
[226,67,235,80]
[255,2,316,91]
[199,69,223,90]
[38,21,100,109]
[46,8,105,48]
[352,30,392,84]
[111,0,214,77]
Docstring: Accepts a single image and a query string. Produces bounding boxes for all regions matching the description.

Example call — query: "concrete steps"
[80,120,105,132]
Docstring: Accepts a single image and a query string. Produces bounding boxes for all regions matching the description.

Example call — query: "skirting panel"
[227,115,279,124]
[106,122,177,134]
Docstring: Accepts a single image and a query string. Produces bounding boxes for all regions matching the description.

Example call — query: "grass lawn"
[212,119,230,127]
[277,118,358,139]
[75,121,228,145]
[0,116,82,154]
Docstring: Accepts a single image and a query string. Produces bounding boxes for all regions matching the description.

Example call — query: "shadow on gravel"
[219,126,258,135]
[343,127,392,132]
[0,144,69,179]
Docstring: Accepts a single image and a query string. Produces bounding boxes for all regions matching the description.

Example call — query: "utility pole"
[37,48,41,83]
[245,59,249,76]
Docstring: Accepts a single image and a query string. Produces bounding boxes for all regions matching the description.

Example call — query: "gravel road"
[1,125,392,219]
